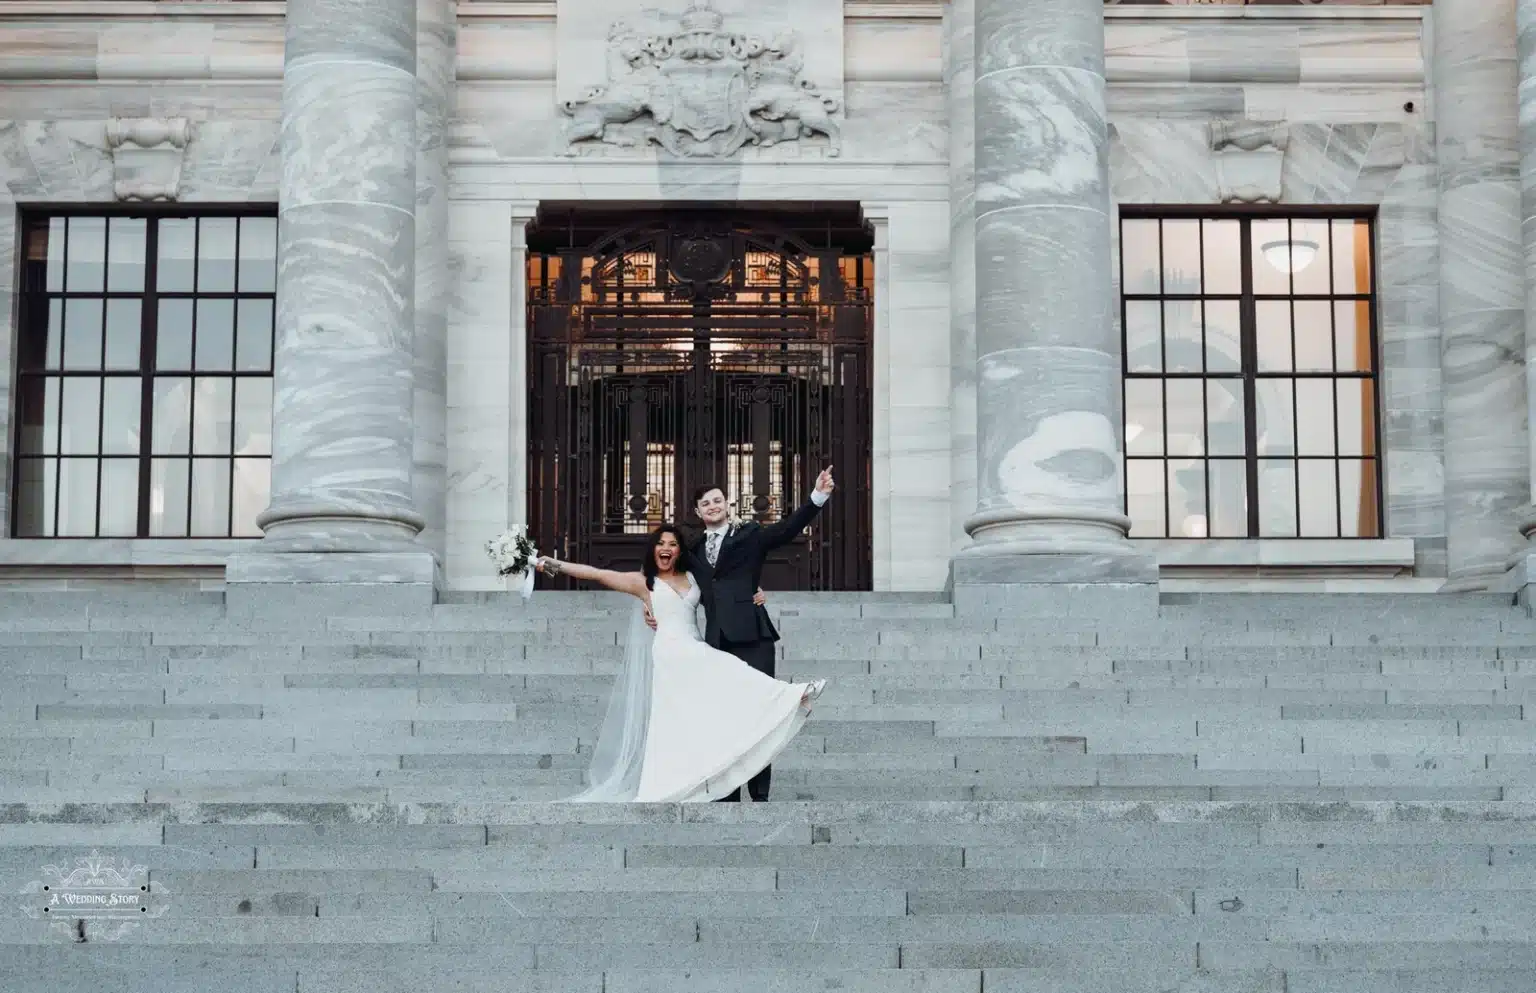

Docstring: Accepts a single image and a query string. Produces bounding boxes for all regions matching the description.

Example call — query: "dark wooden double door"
[526,207,874,591]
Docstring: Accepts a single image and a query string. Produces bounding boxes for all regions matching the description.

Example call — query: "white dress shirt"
[704,489,829,564]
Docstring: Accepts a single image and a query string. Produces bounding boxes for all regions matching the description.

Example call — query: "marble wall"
[444,201,525,590]
[1111,118,1444,572]
[1104,5,1443,575]
[869,203,955,590]
[0,2,1457,588]
[0,112,282,569]
[443,2,953,591]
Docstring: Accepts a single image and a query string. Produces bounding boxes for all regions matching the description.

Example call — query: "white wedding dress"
[565,572,823,803]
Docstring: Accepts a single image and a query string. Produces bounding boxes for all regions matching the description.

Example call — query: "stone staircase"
[3,587,1536,991]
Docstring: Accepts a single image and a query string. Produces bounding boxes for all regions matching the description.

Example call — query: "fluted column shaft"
[1435,0,1527,591]
[947,0,977,554]
[257,0,423,550]
[962,0,1146,581]
[414,0,455,563]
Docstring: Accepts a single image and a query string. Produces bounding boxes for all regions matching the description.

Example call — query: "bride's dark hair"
[642,524,694,591]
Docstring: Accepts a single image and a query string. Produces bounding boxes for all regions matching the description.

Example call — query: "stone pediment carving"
[106,118,190,201]
[1207,120,1289,204]
[560,0,842,158]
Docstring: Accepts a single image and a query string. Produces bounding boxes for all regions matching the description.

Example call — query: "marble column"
[1435,0,1528,592]
[947,0,977,555]
[413,0,455,566]
[1513,0,1536,596]
[252,0,425,558]
[956,0,1152,586]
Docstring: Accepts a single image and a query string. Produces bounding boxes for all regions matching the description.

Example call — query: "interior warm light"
[1261,239,1319,274]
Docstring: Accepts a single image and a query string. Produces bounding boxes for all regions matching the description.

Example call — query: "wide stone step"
[5,587,1536,990]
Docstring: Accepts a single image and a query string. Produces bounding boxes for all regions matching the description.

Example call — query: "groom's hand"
[815,465,835,497]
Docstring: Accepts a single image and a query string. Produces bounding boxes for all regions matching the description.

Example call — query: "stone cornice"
[0,1,1426,86]
[0,1,1426,20]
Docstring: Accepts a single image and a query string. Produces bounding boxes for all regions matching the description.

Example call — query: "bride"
[535,524,826,802]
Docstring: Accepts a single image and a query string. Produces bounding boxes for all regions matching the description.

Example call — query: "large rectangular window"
[12,210,276,538]
[1121,211,1381,539]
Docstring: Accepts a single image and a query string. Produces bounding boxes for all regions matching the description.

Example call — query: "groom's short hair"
[692,485,725,507]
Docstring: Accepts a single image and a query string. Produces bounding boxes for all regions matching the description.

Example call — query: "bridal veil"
[562,602,654,801]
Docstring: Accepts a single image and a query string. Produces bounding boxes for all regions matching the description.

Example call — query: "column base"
[1444,573,1502,594]
[948,551,1159,618]
[1494,508,1536,610]
[1495,538,1536,611]
[952,506,1158,614]
[224,550,440,625]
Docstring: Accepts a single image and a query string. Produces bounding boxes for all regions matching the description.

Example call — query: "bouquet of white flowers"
[485,526,539,599]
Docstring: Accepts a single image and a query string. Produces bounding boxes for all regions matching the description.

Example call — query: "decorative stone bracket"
[106,118,191,201]
[1207,120,1289,204]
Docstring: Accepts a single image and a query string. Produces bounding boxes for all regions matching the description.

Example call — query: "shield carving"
[660,60,751,143]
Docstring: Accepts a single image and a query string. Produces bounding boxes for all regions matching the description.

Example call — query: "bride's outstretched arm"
[535,556,648,600]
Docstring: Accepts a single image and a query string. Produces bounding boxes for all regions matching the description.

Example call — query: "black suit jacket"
[688,498,825,647]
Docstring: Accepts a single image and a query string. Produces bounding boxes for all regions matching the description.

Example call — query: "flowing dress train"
[629,573,821,802]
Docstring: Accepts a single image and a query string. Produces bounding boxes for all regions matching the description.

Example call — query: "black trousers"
[714,635,777,803]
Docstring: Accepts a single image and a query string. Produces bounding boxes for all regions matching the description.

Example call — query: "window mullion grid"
[52,221,69,537]
[12,238,44,536]
[1239,218,1260,538]
[1120,209,1379,541]
[140,220,160,537]
[13,208,277,540]
[187,218,200,537]
[1329,218,1343,539]
[1367,218,1385,538]
[1286,220,1301,539]
[92,220,111,538]
[1120,215,1131,526]
[227,218,240,537]
[1198,220,1211,538]
[1158,219,1170,538]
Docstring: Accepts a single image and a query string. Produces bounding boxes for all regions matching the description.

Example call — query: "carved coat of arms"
[560,1,842,157]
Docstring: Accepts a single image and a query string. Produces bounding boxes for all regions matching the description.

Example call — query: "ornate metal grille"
[528,209,874,591]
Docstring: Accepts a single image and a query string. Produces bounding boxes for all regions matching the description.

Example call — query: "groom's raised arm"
[759,466,835,550]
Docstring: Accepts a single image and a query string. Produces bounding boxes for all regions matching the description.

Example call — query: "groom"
[684,465,835,802]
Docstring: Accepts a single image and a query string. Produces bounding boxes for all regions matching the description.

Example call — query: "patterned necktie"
[706,530,722,566]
